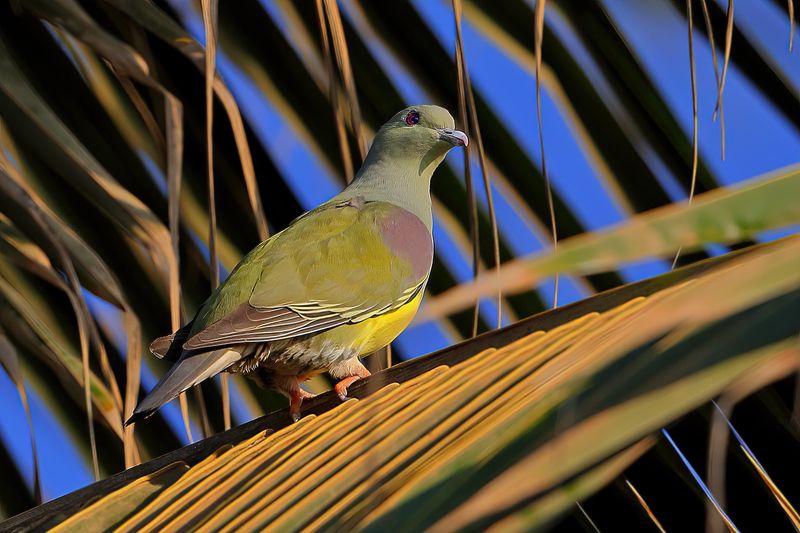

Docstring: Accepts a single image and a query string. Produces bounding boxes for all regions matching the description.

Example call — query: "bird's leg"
[328,357,371,401]
[272,374,316,422]
[288,388,316,423]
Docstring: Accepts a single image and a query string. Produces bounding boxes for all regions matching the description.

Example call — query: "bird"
[126,105,468,425]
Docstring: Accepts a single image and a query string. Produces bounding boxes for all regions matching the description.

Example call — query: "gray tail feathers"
[126,348,243,426]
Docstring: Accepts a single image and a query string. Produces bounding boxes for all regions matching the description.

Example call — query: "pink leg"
[329,358,371,401]
[288,388,316,422]
[272,374,316,422]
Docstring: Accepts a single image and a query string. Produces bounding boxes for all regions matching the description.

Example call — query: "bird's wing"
[182,200,433,351]
[150,321,193,361]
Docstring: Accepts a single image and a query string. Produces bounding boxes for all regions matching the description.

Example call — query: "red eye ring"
[405,110,420,126]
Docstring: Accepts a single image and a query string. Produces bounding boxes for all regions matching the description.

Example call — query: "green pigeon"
[128,105,467,424]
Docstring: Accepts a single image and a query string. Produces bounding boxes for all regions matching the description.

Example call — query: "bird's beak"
[438,128,469,147]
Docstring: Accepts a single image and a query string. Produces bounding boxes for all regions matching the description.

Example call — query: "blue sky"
[1,0,798,506]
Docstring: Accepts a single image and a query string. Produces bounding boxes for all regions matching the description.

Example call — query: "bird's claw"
[334,374,366,402]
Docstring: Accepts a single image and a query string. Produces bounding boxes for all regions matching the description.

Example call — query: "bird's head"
[343,105,467,229]
[365,105,468,175]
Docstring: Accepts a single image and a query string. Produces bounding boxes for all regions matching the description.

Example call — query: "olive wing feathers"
[182,201,432,351]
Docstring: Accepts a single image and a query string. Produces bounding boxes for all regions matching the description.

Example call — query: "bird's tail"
[126,348,243,425]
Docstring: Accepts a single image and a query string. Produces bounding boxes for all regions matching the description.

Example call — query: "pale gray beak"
[438,128,469,147]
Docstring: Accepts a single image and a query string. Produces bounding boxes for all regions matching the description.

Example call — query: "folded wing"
[182,200,432,351]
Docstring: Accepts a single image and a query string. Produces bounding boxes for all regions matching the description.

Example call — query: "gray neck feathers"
[331,147,446,231]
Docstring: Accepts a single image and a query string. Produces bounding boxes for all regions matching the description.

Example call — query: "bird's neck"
[334,150,446,231]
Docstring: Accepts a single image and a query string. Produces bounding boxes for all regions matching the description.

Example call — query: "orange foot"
[273,374,316,422]
[331,359,371,401]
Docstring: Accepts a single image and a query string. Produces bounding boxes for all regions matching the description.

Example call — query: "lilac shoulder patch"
[378,207,433,280]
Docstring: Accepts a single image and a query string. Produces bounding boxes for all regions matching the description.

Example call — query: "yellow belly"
[308,290,423,356]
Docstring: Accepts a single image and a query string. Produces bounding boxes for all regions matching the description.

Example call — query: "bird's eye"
[405,110,420,126]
